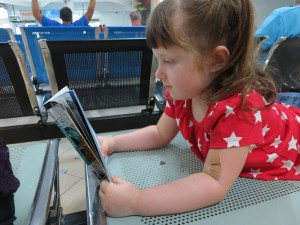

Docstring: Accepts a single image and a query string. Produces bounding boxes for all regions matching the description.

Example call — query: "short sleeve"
[72,16,89,26]
[209,93,265,149]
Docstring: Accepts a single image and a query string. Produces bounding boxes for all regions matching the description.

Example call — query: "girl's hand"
[99,176,142,217]
[98,136,115,156]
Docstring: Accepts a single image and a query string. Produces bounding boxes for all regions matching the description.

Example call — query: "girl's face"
[153,45,213,101]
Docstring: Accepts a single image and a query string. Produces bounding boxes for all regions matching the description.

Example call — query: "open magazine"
[43,86,112,182]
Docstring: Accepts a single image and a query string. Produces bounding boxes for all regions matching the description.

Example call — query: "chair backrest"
[15,34,31,74]
[99,32,104,39]
[0,41,41,119]
[104,26,146,39]
[0,28,15,42]
[263,37,300,92]
[20,26,100,84]
[39,38,154,111]
[254,35,269,65]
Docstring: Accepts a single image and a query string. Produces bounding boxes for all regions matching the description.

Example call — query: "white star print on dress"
[197,138,202,150]
[266,153,278,163]
[262,124,270,136]
[249,144,257,153]
[270,135,282,148]
[166,101,170,109]
[204,132,209,141]
[223,132,242,148]
[296,116,300,123]
[272,107,279,115]
[262,97,268,105]
[281,160,294,171]
[176,118,180,126]
[254,111,262,123]
[281,111,288,121]
[249,169,262,178]
[225,105,235,118]
[288,136,298,151]
[282,103,291,108]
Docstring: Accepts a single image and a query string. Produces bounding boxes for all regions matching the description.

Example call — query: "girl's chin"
[169,93,185,101]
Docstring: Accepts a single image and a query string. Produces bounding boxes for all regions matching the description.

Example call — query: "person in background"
[0,137,20,225]
[255,0,300,54]
[31,0,96,26]
[99,0,300,217]
[129,10,142,26]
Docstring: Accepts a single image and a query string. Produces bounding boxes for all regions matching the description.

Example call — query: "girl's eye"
[163,59,172,64]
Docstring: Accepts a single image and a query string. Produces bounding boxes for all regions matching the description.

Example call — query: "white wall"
[252,0,295,27]
[99,11,132,26]
[95,2,132,26]
[1,0,297,30]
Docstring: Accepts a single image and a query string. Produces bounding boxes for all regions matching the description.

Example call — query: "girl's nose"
[155,64,165,80]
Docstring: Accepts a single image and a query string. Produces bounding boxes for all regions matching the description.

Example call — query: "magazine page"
[69,90,112,181]
[44,86,112,182]
[60,96,111,181]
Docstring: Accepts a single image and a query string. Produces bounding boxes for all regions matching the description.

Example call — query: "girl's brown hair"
[146,0,277,108]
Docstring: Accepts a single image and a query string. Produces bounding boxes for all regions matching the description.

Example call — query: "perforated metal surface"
[0,57,24,118]
[8,142,48,225]
[107,134,300,225]
[63,51,143,110]
[9,145,27,176]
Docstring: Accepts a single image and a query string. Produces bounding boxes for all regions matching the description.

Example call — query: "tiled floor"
[58,137,87,215]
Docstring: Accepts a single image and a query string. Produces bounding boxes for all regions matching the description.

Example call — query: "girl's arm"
[100,113,179,155]
[100,145,249,217]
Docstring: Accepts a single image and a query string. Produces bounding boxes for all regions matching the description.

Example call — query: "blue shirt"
[255,6,300,51]
[41,15,89,26]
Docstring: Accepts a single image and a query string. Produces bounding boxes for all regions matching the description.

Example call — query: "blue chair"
[20,26,100,85]
[39,39,154,111]
[0,28,15,42]
[102,26,147,81]
[104,26,146,39]
[102,26,167,111]
[99,32,105,39]
[15,34,31,74]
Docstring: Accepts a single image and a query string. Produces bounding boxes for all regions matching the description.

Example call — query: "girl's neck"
[191,96,209,122]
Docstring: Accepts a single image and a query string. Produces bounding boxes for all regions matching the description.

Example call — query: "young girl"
[99,0,300,217]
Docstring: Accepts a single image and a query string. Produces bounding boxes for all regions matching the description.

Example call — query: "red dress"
[164,91,300,180]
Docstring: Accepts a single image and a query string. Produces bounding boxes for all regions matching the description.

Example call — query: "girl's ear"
[209,46,230,72]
